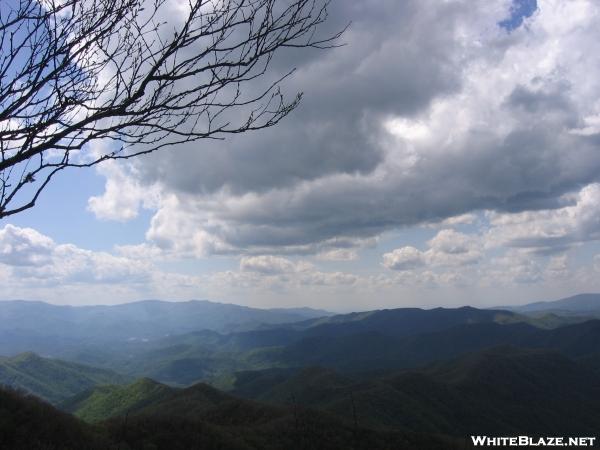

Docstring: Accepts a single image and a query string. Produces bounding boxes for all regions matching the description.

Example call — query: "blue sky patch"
[499,0,538,31]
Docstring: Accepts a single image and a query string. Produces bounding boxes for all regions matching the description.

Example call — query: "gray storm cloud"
[134,0,468,195]
[90,0,600,257]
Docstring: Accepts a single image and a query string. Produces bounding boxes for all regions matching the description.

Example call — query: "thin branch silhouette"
[0,0,344,218]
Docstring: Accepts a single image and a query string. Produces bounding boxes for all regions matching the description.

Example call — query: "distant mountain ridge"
[520,293,600,313]
[498,293,600,315]
[0,299,332,356]
[63,305,600,385]
[83,306,531,384]
[279,306,523,337]
[3,300,598,388]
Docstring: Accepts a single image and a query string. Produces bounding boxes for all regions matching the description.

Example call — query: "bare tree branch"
[0,0,343,218]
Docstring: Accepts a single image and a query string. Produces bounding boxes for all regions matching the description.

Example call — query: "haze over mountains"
[2,293,600,449]
[0,299,330,356]
[500,293,600,316]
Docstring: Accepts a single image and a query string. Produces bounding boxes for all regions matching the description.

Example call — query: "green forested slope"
[0,352,129,404]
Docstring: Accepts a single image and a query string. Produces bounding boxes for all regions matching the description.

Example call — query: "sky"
[2,0,600,311]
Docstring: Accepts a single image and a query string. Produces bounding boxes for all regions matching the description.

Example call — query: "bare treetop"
[0,0,342,218]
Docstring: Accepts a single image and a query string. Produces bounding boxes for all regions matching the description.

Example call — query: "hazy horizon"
[1,291,596,313]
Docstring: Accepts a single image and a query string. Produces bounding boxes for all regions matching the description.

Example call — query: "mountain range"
[2,293,600,448]
[52,346,600,438]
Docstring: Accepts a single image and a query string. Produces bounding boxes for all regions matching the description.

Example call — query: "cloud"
[485,183,600,254]
[384,230,482,273]
[88,160,159,222]
[240,255,311,275]
[0,225,227,304]
[0,224,151,285]
[0,225,54,267]
[89,0,600,259]
[316,248,359,261]
[382,247,426,271]
[425,213,478,229]
[297,271,357,287]
[84,1,497,250]
[545,254,570,280]
[134,0,472,195]
[427,229,476,255]
[20,0,600,308]
[484,249,544,285]
[426,230,483,267]
[238,255,357,287]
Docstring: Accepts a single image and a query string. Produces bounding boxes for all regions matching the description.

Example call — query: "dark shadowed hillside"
[232,347,600,436]
[2,385,458,450]
[56,346,600,444]
[2,383,460,449]
[0,387,109,449]
[275,319,600,373]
